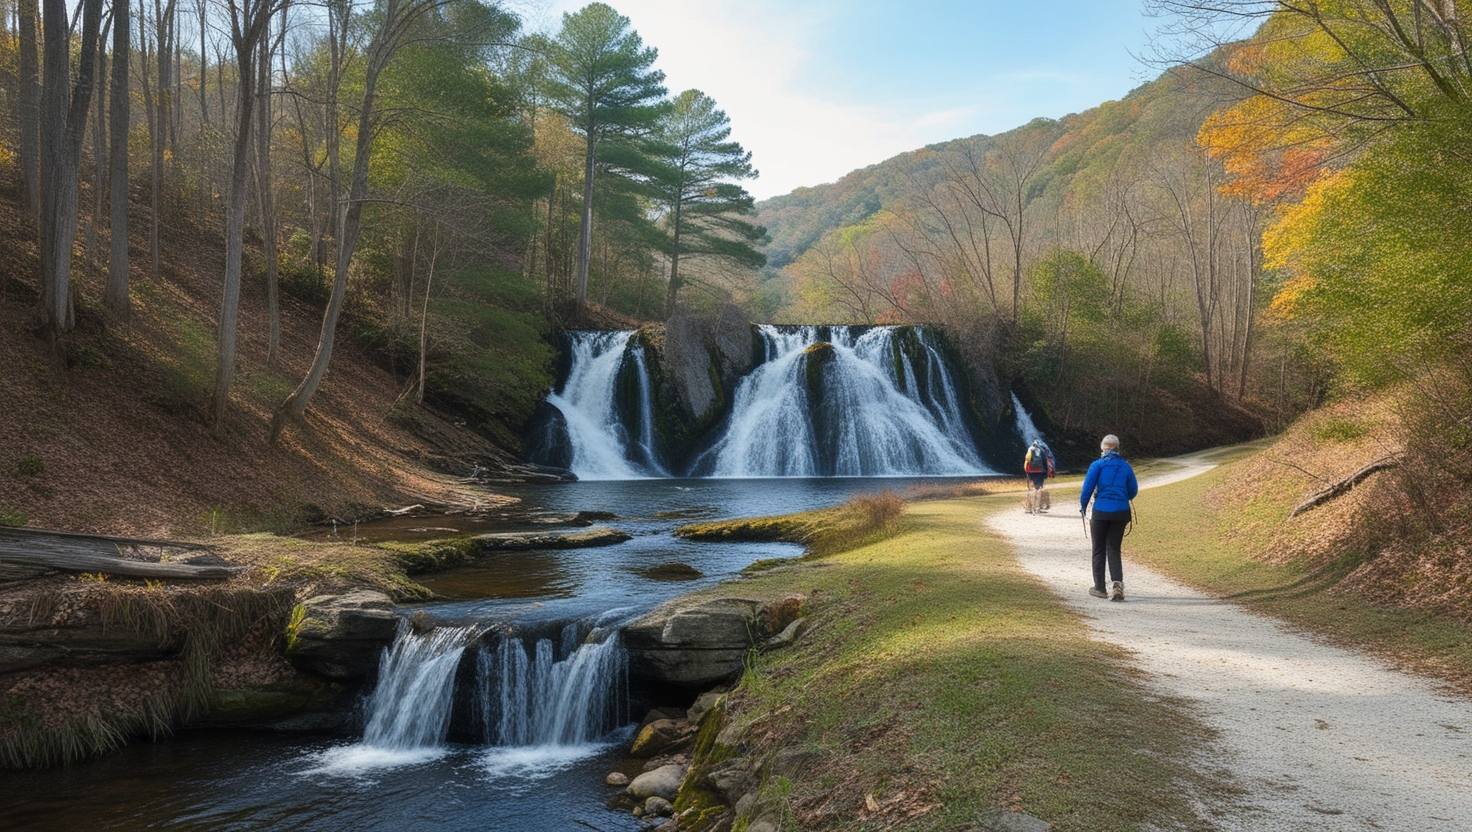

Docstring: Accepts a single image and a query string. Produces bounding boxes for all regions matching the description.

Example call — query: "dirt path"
[988,455,1472,830]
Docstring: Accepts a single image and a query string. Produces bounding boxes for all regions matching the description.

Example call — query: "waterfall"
[1011,391,1044,446]
[360,625,480,752]
[478,624,628,748]
[541,331,654,480]
[699,326,994,477]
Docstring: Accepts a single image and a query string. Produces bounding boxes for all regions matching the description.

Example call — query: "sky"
[514,0,1161,200]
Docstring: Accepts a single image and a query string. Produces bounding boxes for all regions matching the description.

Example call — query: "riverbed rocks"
[623,595,805,688]
[473,526,631,552]
[283,590,400,680]
[628,763,688,801]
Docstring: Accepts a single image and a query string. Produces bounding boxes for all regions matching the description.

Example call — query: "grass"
[676,491,907,557]
[1124,464,1472,693]
[688,494,1217,831]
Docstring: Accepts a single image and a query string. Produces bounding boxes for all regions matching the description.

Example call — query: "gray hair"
[1100,434,1120,451]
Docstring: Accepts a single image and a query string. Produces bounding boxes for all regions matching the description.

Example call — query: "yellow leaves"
[1262,167,1353,271]
[1268,274,1317,321]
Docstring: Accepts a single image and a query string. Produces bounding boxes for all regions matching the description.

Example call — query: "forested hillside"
[755,67,1286,456]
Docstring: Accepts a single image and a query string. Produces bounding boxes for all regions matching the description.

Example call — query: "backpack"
[1025,445,1053,474]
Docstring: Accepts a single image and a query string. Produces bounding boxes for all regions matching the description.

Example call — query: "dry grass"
[674,491,907,557]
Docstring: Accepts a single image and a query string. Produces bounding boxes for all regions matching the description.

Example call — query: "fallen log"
[1288,456,1401,519]
[0,546,241,580]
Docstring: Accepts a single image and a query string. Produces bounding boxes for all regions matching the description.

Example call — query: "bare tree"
[38,0,105,343]
[273,0,456,439]
[18,0,40,218]
[107,0,132,318]
[210,0,283,433]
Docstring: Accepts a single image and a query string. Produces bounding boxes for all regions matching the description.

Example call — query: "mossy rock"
[673,698,743,831]
[802,342,836,410]
[375,537,481,574]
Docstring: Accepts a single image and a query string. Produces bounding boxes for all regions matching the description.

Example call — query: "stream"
[0,476,985,831]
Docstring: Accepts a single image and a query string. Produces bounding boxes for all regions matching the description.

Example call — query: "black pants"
[1090,509,1131,589]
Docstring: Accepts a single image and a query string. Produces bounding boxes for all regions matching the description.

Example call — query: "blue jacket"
[1080,451,1138,514]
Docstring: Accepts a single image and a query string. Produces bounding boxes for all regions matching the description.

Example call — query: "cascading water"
[540,331,664,480]
[698,326,993,477]
[1011,391,1044,446]
[476,624,628,748]
[360,625,480,752]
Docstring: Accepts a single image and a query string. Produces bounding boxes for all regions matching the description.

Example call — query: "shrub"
[16,456,44,477]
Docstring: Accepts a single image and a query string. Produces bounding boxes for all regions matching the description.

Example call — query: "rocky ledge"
[623,595,805,689]
[474,526,632,552]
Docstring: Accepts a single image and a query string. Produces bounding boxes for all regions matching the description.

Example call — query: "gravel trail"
[987,454,1472,830]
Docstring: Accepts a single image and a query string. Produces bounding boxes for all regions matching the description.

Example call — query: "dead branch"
[1288,455,1401,518]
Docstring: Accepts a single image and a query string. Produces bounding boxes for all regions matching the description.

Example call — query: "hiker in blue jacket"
[1079,434,1138,601]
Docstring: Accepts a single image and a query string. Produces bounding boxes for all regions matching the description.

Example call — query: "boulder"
[643,796,674,818]
[627,763,687,801]
[770,746,822,780]
[630,718,687,758]
[606,772,630,787]
[703,757,757,805]
[659,305,756,430]
[624,595,805,687]
[284,590,400,680]
[474,527,630,552]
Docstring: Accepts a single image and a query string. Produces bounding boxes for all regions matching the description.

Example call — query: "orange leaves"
[1198,95,1331,204]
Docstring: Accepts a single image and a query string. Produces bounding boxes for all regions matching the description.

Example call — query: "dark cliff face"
[644,305,758,471]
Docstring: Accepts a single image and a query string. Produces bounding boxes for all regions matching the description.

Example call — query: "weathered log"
[1289,456,1400,519]
[0,546,241,579]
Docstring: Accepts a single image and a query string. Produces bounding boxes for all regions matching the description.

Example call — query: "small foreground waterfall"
[361,625,480,752]
[346,620,629,772]
[700,326,991,477]
[476,624,628,747]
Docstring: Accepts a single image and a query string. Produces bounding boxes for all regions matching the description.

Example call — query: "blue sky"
[520,1,1159,200]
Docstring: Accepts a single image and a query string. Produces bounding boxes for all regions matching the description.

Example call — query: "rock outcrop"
[661,304,757,427]
[283,590,400,680]
[623,595,804,688]
[474,527,631,551]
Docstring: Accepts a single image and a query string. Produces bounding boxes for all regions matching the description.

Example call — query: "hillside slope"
[0,177,525,539]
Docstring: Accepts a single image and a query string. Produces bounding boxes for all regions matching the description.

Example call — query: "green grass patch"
[0,508,27,527]
[1128,465,1472,691]
[704,496,1217,831]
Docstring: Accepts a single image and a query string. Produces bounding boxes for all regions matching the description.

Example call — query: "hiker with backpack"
[1080,434,1138,602]
[1023,439,1055,514]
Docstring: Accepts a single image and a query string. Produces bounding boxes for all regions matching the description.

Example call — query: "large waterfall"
[536,325,1000,479]
[697,326,987,477]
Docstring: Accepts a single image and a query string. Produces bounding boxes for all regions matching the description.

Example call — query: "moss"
[673,699,742,830]
[375,536,482,575]
[207,681,343,723]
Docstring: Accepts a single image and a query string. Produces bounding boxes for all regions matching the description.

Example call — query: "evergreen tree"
[649,89,765,315]
[543,2,666,312]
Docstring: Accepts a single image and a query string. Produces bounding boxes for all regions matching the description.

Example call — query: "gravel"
[988,455,1472,831]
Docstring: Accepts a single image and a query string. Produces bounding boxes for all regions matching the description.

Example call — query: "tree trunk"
[18,0,40,218]
[274,1,400,438]
[575,125,595,310]
[255,20,280,369]
[87,29,109,267]
[137,0,158,280]
[107,0,131,319]
[664,197,683,316]
[38,0,104,342]
[211,19,261,434]
[417,231,439,405]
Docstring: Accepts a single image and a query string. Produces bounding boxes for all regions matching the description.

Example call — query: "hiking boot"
[1110,581,1125,602]
[1088,586,1108,598]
